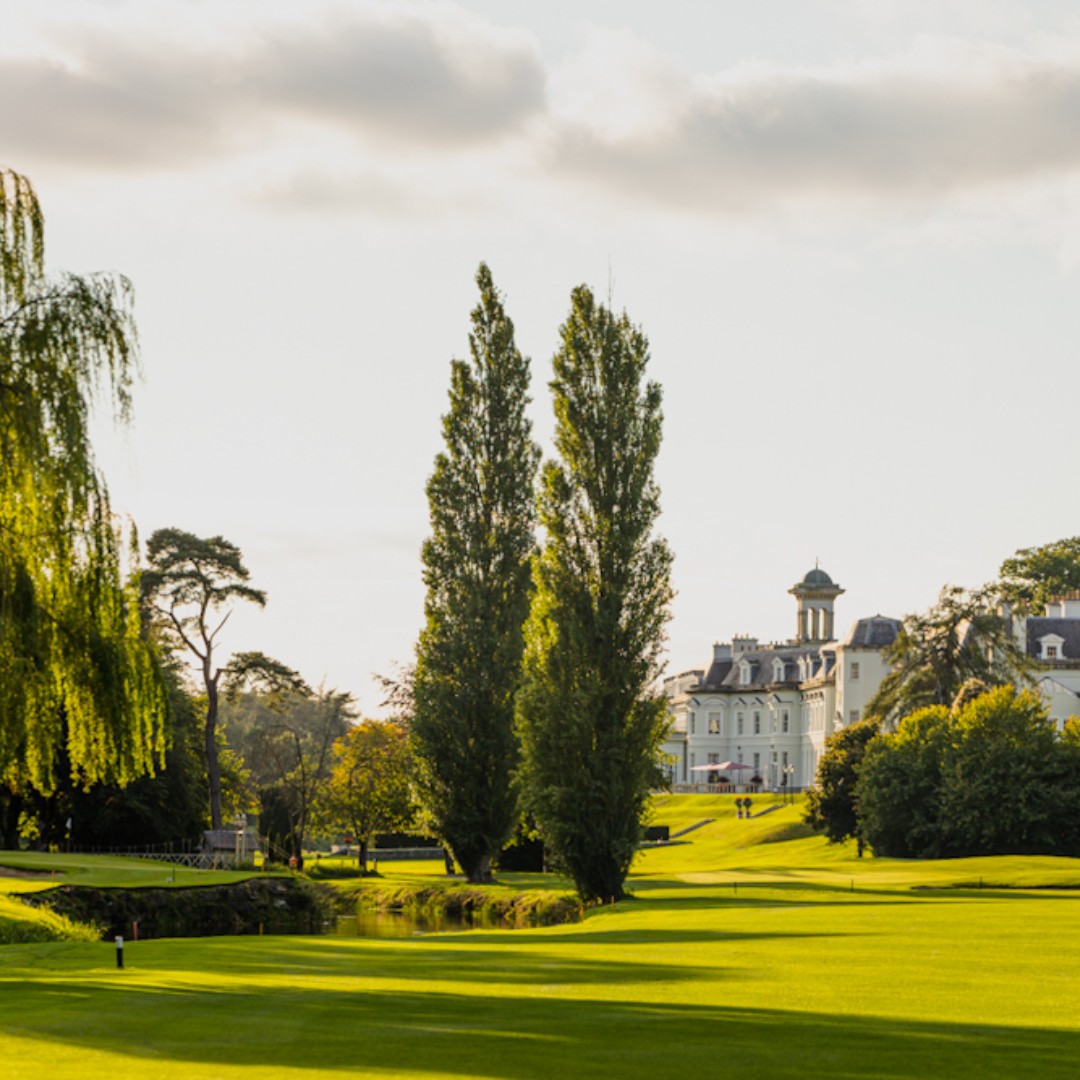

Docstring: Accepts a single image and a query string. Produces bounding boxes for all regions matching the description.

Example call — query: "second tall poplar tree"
[517,286,673,904]
[412,264,540,883]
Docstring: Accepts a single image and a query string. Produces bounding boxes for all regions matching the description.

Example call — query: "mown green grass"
[0,850,274,895]
[0,893,101,944]
[2,794,1079,1078]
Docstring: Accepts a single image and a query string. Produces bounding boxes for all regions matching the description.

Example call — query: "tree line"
[0,168,419,862]
[0,169,673,905]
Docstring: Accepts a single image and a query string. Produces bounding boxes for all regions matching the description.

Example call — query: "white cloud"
[545,37,1080,213]
[7,4,1080,228]
[0,1,544,171]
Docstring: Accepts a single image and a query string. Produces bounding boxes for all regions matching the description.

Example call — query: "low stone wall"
[22,877,333,940]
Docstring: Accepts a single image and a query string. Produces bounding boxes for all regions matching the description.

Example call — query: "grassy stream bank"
[327,875,583,927]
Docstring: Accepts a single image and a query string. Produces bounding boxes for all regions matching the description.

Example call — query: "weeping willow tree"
[0,167,166,811]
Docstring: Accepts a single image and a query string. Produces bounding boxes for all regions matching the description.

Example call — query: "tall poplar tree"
[412,263,540,884]
[516,286,673,905]
[0,166,166,807]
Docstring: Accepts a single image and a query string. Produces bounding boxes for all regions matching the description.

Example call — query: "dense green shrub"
[857,687,1080,858]
[856,707,950,858]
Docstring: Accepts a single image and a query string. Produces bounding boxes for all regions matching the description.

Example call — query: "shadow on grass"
[629,875,1080,911]
[1,976,1077,1080]
[119,937,734,984]
[627,877,916,909]
[445,927,847,948]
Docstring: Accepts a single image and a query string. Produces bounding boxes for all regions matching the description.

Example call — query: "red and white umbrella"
[688,761,753,772]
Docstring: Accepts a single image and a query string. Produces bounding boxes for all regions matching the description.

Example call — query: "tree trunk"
[466,851,493,884]
[577,855,629,906]
[205,668,222,830]
[0,789,22,849]
[358,838,368,875]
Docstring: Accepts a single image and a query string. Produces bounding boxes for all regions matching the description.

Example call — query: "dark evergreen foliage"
[516,285,672,904]
[412,264,540,884]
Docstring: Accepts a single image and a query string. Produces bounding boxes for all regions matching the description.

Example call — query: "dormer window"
[1038,635,1066,662]
[739,660,752,685]
[772,658,785,682]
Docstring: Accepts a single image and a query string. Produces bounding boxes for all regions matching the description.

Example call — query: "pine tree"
[142,528,305,829]
[516,285,673,904]
[412,263,540,884]
[0,166,166,803]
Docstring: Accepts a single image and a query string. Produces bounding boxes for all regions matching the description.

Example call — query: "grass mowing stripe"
[1,794,1079,1077]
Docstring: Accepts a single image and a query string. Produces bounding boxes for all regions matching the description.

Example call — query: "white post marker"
[115,935,124,969]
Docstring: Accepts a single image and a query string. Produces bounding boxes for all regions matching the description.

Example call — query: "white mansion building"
[663,568,1080,792]
[1017,592,1080,726]
[662,567,897,791]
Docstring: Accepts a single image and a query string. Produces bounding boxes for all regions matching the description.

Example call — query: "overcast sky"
[6,0,1080,709]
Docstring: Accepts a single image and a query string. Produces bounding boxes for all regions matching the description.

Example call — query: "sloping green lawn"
[1,795,1079,1078]
[0,850,273,895]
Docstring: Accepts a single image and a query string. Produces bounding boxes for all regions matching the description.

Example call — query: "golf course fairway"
[1,795,1078,1079]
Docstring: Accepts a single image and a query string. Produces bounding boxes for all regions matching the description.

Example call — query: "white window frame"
[1038,635,1065,662]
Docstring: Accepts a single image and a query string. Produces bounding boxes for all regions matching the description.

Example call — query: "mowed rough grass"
[2,796,1080,1079]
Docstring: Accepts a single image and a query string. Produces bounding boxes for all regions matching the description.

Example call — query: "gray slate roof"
[843,616,901,649]
[694,647,828,691]
[697,658,734,691]
[1026,618,1080,662]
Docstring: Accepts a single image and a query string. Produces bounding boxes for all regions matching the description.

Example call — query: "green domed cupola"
[789,563,844,643]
